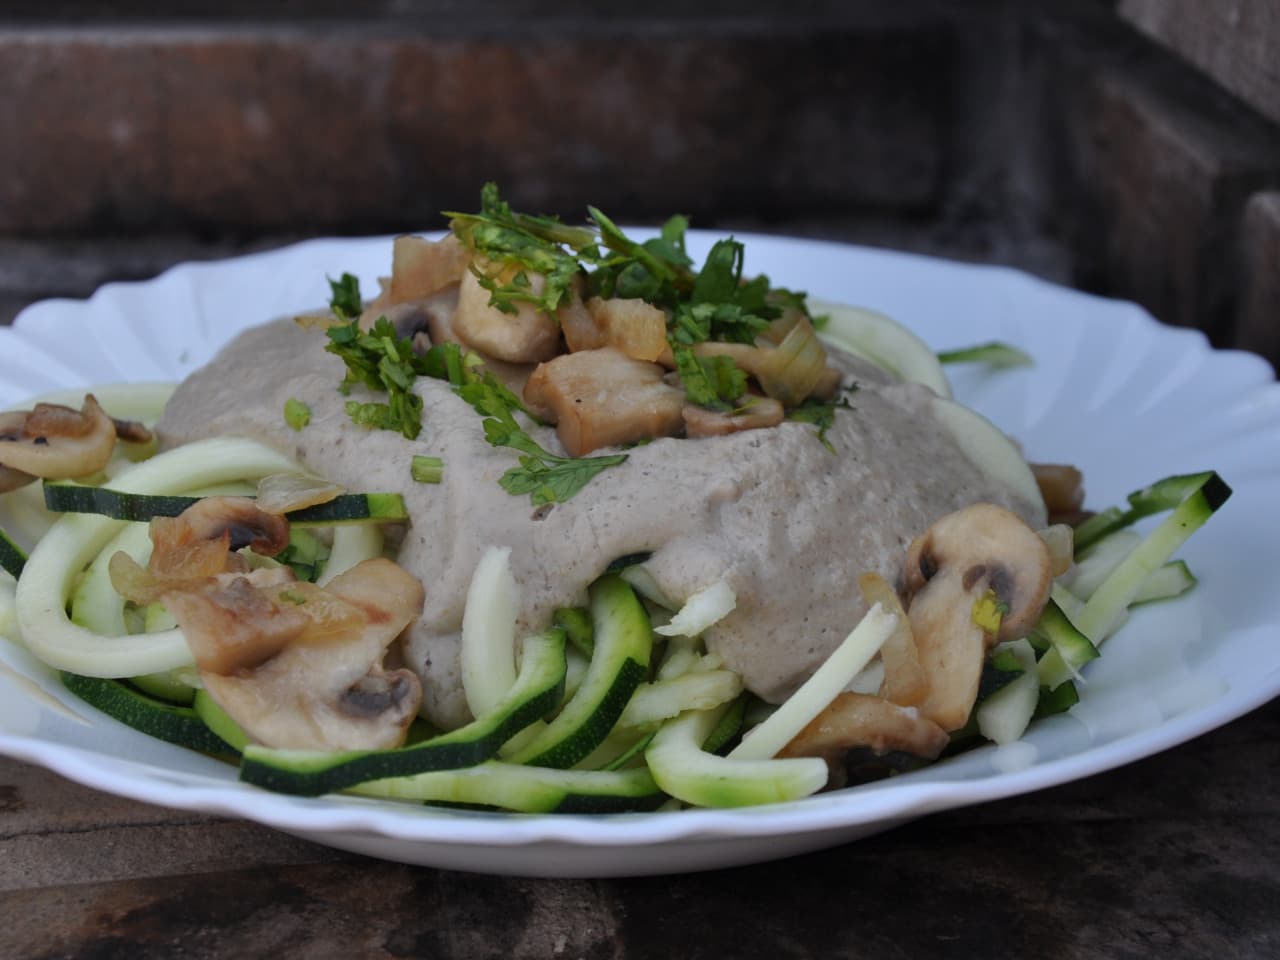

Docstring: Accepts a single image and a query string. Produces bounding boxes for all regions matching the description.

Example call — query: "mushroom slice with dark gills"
[188,559,425,751]
[901,503,1053,732]
[0,394,117,480]
[108,496,425,750]
[779,692,950,788]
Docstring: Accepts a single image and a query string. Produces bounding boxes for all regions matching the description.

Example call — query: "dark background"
[0,0,1277,368]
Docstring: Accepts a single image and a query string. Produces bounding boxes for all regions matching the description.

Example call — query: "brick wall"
[0,1,1276,372]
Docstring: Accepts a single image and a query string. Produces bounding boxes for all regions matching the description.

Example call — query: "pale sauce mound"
[158,316,1044,730]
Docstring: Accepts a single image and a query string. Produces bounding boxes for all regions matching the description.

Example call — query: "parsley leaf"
[786,386,857,452]
[327,273,363,320]
[448,377,627,506]
[324,317,426,440]
[283,397,311,431]
[447,182,593,315]
[672,346,748,409]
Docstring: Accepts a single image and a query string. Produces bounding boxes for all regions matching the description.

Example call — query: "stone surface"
[1029,7,1280,347]
[1119,0,1280,126]
[0,25,949,237]
[1237,192,1280,371]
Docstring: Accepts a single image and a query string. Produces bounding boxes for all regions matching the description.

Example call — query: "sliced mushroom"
[0,394,116,478]
[524,347,686,455]
[388,233,469,304]
[196,558,425,751]
[0,464,36,494]
[584,296,671,364]
[857,572,927,706]
[560,294,608,353]
[682,396,784,437]
[362,299,435,342]
[150,497,290,569]
[110,417,154,446]
[453,265,563,363]
[1031,463,1086,526]
[162,573,314,675]
[810,365,845,401]
[901,503,1053,731]
[778,692,950,788]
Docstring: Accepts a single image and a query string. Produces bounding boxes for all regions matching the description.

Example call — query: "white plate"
[1,233,1278,878]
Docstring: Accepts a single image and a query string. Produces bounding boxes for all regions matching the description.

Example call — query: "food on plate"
[0,186,1230,812]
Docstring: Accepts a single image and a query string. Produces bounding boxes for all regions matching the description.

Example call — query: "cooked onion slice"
[256,472,345,514]
[752,313,829,406]
[693,314,829,407]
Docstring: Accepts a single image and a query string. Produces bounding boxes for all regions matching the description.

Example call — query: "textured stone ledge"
[0,25,950,237]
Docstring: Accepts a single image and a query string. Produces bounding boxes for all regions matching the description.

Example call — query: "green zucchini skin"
[238,629,569,797]
[194,690,250,753]
[42,482,408,526]
[1,526,29,578]
[60,672,230,755]
[1034,598,1101,689]
[352,763,666,813]
[1033,680,1080,718]
[1073,470,1229,553]
[508,574,653,770]
[976,650,1025,703]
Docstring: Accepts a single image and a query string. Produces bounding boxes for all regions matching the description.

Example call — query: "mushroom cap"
[903,502,1053,641]
[194,559,426,751]
[0,394,117,479]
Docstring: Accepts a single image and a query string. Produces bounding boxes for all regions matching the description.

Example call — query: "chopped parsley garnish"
[319,185,846,505]
[415,340,624,505]
[447,182,595,316]
[454,377,627,506]
[283,398,311,431]
[327,273,363,320]
[672,347,748,410]
[786,386,857,452]
[324,317,426,440]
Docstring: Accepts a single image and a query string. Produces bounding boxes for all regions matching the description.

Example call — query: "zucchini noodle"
[316,523,384,587]
[14,437,300,677]
[6,382,176,422]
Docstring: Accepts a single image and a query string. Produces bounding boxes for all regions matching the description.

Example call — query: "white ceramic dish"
[1,232,1277,878]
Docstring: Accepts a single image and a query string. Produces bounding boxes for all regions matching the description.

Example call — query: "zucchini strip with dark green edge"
[42,482,408,526]
[194,689,250,752]
[1073,470,1219,554]
[1033,680,1080,719]
[936,342,1033,368]
[60,673,231,755]
[1033,598,1101,689]
[506,574,652,769]
[976,647,1027,703]
[1074,472,1230,642]
[239,629,568,796]
[0,526,26,578]
[350,763,664,813]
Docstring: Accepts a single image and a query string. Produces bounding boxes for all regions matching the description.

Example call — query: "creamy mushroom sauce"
[158,312,1045,730]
